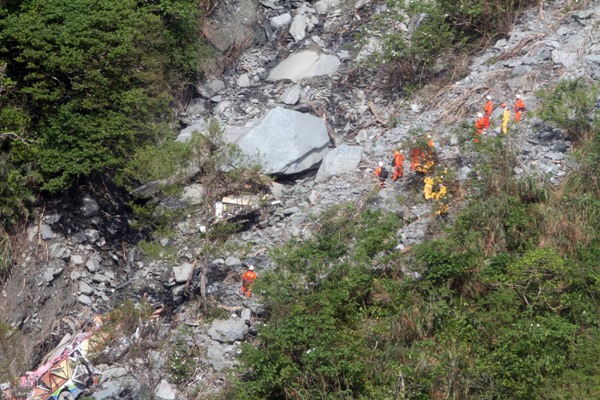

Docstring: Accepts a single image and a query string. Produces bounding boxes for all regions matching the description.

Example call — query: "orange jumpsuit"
[514,98,525,122]
[392,152,404,181]
[411,148,423,171]
[475,117,485,142]
[241,270,256,297]
[483,114,490,130]
[484,100,493,116]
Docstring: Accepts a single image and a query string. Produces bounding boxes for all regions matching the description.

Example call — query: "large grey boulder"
[267,50,341,82]
[208,318,249,343]
[237,107,331,175]
[315,145,363,182]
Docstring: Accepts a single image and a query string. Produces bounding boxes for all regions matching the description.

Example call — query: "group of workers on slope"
[475,94,526,142]
[375,135,449,215]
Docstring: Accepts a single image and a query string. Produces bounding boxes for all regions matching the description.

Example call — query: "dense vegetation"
[228,79,600,399]
[369,0,539,88]
[0,0,213,195]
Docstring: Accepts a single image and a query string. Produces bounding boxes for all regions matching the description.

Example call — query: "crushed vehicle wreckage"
[1,307,163,400]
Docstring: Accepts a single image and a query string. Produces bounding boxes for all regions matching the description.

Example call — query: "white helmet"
[379,161,384,167]
[516,94,521,99]
[486,95,491,100]
[248,265,254,271]
[477,112,483,118]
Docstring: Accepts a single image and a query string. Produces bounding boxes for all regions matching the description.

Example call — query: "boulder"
[237,73,252,87]
[40,224,54,240]
[267,50,341,82]
[279,84,302,105]
[237,107,331,175]
[79,281,94,296]
[270,13,292,29]
[81,195,100,218]
[290,14,307,42]
[155,380,176,400]
[315,145,363,182]
[182,184,205,205]
[173,263,195,283]
[208,318,249,343]
[186,98,207,115]
[194,79,225,99]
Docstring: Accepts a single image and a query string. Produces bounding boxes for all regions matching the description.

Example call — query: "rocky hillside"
[2,0,599,398]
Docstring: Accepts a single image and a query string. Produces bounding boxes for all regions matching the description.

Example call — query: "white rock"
[279,84,302,105]
[237,73,252,87]
[173,262,194,283]
[270,13,292,29]
[155,380,176,400]
[289,14,307,42]
[267,50,341,82]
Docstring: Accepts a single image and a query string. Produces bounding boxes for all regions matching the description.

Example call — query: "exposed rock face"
[237,107,331,175]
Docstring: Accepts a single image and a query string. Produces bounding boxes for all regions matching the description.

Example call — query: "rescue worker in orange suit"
[427,135,434,148]
[484,95,492,129]
[241,265,256,297]
[375,161,388,188]
[411,148,422,171]
[392,150,404,181]
[514,94,526,122]
[475,112,485,142]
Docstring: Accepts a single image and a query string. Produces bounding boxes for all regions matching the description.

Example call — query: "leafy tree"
[0,0,210,192]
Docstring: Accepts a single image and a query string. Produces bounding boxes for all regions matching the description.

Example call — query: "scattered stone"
[81,195,100,218]
[84,229,101,244]
[195,79,225,98]
[226,256,241,267]
[237,73,252,87]
[315,145,363,182]
[279,84,302,105]
[267,50,341,82]
[86,258,100,273]
[71,255,84,265]
[173,263,195,283]
[270,13,292,29]
[40,224,54,240]
[49,243,68,259]
[79,281,94,296]
[208,318,249,343]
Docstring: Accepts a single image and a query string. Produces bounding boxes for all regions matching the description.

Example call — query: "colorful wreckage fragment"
[2,327,103,400]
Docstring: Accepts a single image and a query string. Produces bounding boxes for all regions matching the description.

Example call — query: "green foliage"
[0,231,13,283]
[537,78,599,143]
[0,0,210,192]
[234,109,600,399]
[167,326,201,387]
[0,320,27,387]
[0,155,39,231]
[138,239,177,261]
[236,206,401,400]
[367,0,537,88]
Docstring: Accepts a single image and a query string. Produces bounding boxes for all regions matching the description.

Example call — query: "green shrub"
[0,0,211,192]
[537,78,599,143]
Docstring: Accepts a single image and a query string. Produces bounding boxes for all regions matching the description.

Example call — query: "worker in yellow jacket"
[501,103,511,134]
[424,177,435,200]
